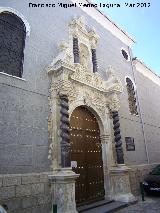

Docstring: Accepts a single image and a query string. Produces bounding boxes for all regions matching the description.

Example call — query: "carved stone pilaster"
[73,37,79,63]
[112,111,124,165]
[60,94,71,168]
[91,49,98,73]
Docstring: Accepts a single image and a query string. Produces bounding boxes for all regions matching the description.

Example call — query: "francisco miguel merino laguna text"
[29,2,151,8]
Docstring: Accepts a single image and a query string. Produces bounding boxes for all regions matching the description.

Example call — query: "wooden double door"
[70,106,105,205]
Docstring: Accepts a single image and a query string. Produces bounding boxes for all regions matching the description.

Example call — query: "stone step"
[77,200,114,212]
[77,200,128,213]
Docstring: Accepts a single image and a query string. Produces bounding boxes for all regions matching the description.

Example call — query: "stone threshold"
[77,199,137,213]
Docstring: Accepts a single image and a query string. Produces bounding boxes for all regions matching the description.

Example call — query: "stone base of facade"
[0,172,52,213]
[109,165,136,203]
[0,164,158,212]
[48,168,79,213]
[128,163,159,196]
[114,193,136,203]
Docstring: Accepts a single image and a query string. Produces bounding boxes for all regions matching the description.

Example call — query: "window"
[126,77,138,115]
[121,49,129,61]
[0,12,26,77]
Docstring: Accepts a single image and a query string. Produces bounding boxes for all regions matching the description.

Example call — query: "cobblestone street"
[117,196,160,213]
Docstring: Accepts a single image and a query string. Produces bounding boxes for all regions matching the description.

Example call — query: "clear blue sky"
[93,0,160,74]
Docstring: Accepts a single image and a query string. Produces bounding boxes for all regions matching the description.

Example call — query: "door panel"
[70,106,105,205]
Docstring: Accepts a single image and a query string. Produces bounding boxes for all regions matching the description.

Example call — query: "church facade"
[0,0,160,212]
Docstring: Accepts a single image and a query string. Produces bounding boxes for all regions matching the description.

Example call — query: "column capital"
[100,134,110,144]
[109,94,121,112]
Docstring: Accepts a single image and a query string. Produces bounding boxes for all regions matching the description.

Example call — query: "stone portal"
[47,16,135,213]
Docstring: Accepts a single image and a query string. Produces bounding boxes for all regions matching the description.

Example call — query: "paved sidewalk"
[116,196,160,213]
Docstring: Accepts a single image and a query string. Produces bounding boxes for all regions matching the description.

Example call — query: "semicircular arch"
[69,102,105,135]
[0,7,30,36]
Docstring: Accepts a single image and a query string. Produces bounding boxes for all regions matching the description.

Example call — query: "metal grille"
[70,106,105,205]
[0,12,26,77]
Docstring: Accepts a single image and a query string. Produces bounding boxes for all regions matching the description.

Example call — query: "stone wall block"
[21,174,40,184]
[0,186,15,199]
[37,195,51,205]
[44,182,51,194]
[22,196,37,208]
[128,164,159,195]
[13,208,33,213]
[31,183,45,195]
[39,173,48,183]
[32,204,51,213]
[0,177,2,187]
[16,185,31,197]
[3,198,21,211]
[3,175,21,186]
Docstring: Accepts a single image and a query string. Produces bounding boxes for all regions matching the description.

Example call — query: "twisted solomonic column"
[73,37,79,63]
[112,111,124,164]
[91,49,98,73]
[59,94,71,168]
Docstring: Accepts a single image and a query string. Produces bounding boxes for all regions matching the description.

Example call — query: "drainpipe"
[128,47,150,164]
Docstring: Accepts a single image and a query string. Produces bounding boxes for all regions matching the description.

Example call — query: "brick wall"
[0,173,51,213]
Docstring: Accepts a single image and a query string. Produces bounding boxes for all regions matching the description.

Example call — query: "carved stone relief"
[79,43,90,69]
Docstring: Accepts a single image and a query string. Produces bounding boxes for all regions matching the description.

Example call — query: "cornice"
[133,59,160,86]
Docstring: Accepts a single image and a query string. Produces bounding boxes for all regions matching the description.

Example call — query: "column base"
[109,165,137,203]
[48,168,79,213]
[114,193,136,203]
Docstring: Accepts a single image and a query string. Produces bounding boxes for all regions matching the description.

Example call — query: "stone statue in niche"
[79,43,90,70]
[105,66,123,92]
